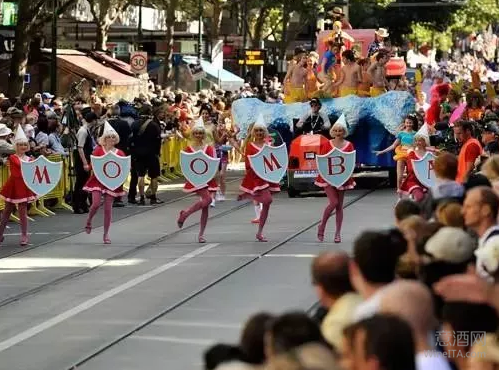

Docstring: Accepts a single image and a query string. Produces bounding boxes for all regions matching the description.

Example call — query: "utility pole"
[197,0,203,91]
[50,0,58,94]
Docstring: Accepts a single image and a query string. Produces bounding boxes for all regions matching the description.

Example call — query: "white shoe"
[210,199,216,207]
[215,193,222,201]
[218,194,226,201]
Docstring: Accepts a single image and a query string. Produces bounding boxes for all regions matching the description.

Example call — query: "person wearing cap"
[0,124,14,157]
[315,115,355,243]
[177,119,218,243]
[0,127,37,246]
[481,122,499,155]
[237,116,279,242]
[41,92,54,111]
[330,6,352,30]
[367,28,389,59]
[82,122,127,244]
[295,98,331,137]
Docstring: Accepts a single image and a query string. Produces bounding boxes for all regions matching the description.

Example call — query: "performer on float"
[238,119,279,242]
[399,125,432,202]
[177,120,218,243]
[83,122,127,244]
[374,114,418,195]
[306,53,320,99]
[367,49,390,97]
[318,38,339,97]
[315,115,355,243]
[332,50,361,97]
[0,127,37,246]
[367,28,389,58]
[283,48,308,103]
[357,58,372,97]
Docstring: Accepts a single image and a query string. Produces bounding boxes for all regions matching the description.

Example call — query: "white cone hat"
[101,121,118,138]
[334,114,348,130]
[193,117,206,131]
[254,113,266,129]
[14,125,28,144]
[415,123,430,145]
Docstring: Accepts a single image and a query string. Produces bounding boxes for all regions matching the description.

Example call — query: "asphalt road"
[0,173,396,370]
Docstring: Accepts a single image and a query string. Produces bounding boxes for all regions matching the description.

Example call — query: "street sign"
[238,49,266,66]
[130,51,148,74]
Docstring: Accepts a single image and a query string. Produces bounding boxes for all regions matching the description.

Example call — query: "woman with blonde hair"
[315,115,355,243]
[83,122,127,244]
[238,117,279,242]
[481,155,499,195]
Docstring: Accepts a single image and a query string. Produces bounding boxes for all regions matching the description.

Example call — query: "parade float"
[231,29,413,197]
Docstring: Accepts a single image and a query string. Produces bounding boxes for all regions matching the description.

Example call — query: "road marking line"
[266,254,317,258]
[130,335,213,346]
[3,232,71,236]
[152,320,240,329]
[0,243,219,352]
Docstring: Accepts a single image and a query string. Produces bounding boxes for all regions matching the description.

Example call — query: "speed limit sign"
[130,51,148,74]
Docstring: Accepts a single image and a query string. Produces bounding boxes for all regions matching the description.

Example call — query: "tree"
[8,0,78,97]
[87,0,131,51]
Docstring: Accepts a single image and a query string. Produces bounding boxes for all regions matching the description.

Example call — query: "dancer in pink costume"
[0,126,37,246]
[315,116,356,243]
[177,121,218,243]
[237,118,280,242]
[83,122,126,244]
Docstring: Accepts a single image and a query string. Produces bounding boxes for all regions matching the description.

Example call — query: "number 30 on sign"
[130,52,148,74]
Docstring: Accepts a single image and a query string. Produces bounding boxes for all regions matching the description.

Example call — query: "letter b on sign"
[327,156,346,176]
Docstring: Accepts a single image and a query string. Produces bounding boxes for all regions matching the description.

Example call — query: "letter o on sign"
[103,161,122,179]
[190,158,208,175]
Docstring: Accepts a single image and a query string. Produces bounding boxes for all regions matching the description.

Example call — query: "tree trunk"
[95,23,109,51]
[8,12,31,97]
[162,0,177,86]
[251,7,269,48]
[278,5,291,59]
[210,0,223,47]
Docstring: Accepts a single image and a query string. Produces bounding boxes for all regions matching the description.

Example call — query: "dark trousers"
[128,156,138,200]
[73,152,90,210]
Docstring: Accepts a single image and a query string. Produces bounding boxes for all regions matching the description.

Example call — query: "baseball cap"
[483,122,499,135]
[424,227,476,264]
[42,92,54,100]
[310,98,321,106]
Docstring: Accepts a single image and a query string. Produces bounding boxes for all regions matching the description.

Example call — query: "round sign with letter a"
[180,150,220,188]
[316,148,356,188]
[412,151,436,189]
[91,151,131,191]
[20,156,63,196]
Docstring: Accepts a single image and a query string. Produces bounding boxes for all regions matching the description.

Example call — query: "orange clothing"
[457,138,482,183]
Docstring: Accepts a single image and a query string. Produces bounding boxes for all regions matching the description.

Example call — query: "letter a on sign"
[180,150,220,188]
[412,152,436,189]
[21,156,63,197]
[91,151,131,190]
[248,144,288,183]
[316,148,356,187]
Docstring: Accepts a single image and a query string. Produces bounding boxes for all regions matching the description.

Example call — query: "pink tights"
[179,188,212,237]
[252,189,273,236]
[318,186,345,238]
[411,188,425,202]
[0,202,28,243]
[86,191,114,238]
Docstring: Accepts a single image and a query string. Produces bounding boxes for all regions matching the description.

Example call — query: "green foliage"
[448,0,499,33]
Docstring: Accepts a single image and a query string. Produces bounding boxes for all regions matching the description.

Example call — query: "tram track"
[65,184,382,370]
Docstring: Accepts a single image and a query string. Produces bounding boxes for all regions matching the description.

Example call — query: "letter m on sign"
[263,153,282,173]
[248,144,288,184]
[20,156,63,197]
